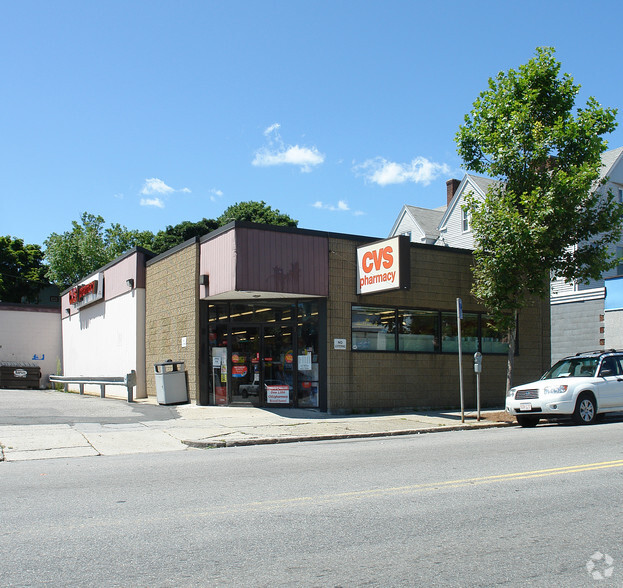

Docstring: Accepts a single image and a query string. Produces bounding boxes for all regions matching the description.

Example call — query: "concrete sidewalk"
[0,388,515,462]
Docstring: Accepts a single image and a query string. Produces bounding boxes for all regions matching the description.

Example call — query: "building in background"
[0,303,61,387]
[389,147,623,364]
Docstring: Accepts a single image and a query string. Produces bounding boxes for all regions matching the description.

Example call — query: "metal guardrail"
[49,370,137,403]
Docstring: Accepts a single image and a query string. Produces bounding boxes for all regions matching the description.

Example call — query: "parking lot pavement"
[0,388,513,461]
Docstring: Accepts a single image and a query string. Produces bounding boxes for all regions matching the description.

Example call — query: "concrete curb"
[182,421,515,449]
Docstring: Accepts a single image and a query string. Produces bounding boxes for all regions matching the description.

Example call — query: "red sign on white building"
[69,273,105,309]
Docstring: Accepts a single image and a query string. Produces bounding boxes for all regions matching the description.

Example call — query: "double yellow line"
[196,459,623,517]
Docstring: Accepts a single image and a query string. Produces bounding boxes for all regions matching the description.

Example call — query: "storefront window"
[398,309,439,352]
[208,323,229,405]
[441,312,478,353]
[206,299,321,408]
[440,312,458,352]
[297,301,319,407]
[209,303,229,322]
[230,302,296,323]
[481,316,511,354]
[351,306,397,351]
[351,305,509,355]
[461,313,479,353]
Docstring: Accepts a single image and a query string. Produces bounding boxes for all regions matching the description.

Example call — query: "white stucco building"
[0,303,62,387]
[60,248,154,398]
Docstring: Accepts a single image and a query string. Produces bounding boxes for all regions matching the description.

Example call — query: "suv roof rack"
[574,349,620,356]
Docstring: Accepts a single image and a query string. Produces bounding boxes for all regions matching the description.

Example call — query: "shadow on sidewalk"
[0,388,182,426]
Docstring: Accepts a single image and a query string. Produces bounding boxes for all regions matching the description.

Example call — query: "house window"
[619,189,623,203]
[462,207,470,232]
[617,246,623,276]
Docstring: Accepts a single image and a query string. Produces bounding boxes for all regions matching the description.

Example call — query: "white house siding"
[62,289,146,397]
[550,276,577,296]
[0,305,61,387]
[438,193,475,249]
[598,163,623,283]
[551,151,623,298]
[395,214,425,243]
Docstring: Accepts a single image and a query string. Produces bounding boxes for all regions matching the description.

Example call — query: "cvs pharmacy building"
[143,222,550,412]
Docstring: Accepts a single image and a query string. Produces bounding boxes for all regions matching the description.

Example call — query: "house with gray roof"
[389,147,623,364]
[388,204,446,245]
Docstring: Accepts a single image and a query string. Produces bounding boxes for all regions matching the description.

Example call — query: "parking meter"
[474,352,482,420]
[474,352,482,373]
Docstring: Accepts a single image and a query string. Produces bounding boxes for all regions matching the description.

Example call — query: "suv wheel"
[573,393,597,425]
[516,415,539,428]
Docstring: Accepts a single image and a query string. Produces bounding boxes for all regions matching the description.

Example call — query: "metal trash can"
[0,362,41,389]
[154,361,189,405]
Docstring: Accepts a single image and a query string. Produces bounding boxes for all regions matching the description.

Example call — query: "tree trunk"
[505,309,518,393]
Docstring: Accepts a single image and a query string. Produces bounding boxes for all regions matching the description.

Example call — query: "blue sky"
[3,1,623,248]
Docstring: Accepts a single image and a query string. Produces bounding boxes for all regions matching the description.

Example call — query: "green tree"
[149,202,298,254]
[0,236,49,303]
[455,47,621,391]
[216,201,298,227]
[151,218,219,255]
[44,213,155,287]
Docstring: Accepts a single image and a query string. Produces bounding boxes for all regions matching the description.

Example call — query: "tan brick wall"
[326,237,550,412]
[145,241,200,402]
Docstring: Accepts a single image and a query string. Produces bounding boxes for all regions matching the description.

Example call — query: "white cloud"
[313,200,362,215]
[138,177,191,208]
[253,145,325,172]
[140,197,165,208]
[140,178,191,195]
[209,188,224,202]
[354,156,450,186]
[253,124,325,173]
[264,122,281,136]
[141,178,175,195]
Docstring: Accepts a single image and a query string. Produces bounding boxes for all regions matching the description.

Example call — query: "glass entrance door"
[263,325,294,406]
[229,325,294,406]
[230,326,262,406]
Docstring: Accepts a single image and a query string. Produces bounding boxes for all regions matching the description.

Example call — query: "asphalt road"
[2,420,623,587]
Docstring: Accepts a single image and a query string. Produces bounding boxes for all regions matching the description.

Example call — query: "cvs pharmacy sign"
[356,236,410,295]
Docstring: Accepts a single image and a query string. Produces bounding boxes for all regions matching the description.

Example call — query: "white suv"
[506,350,623,427]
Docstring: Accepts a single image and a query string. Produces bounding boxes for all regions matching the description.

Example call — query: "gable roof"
[405,205,446,241]
[438,149,622,232]
[388,204,446,241]
[599,146,623,181]
[392,147,623,245]
[438,174,499,231]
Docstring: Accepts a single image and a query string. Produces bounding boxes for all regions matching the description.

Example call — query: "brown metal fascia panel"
[199,230,237,297]
[235,228,328,295]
